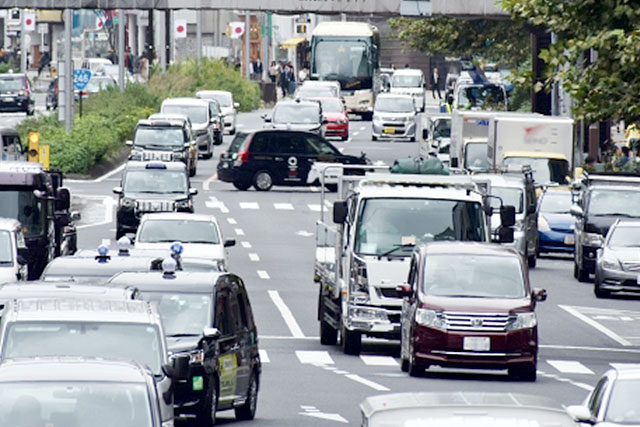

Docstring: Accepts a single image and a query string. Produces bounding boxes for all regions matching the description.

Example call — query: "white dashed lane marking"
[227,218,237,225]
[257,270,270,279]
[360,355,399,367]
[274,203,294,210]
[241,241,252,248]
[249,253,260,262]
[234,228,245,236]
[240,202,260,209]
[296,351,334,365]
[547,360,594,375]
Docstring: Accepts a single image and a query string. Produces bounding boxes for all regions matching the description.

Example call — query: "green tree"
[501,0,640,124]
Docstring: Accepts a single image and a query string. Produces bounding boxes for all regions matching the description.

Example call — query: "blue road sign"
[73,69,92,91]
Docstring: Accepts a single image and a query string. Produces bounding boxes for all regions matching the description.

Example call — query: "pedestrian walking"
[279,64,290,97]
[431,67,442,99]
[287,63,296,95]
[268,61,279,83]
[38,51,51,76]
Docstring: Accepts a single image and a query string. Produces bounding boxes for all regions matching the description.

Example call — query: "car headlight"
[582,232,604,247]
[601,254,622,270]
[348,306,388,322]
[538,216,550,232]
[176,199,192,210]
[162,421,174,427]
[190,349,204,364]
[120,198,135,208]
[415,308,446,330]
[506,312,537,331]
[172,151,185,159]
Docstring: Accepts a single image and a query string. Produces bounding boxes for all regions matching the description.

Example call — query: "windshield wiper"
[134,190,164,194]
[378,244,415,258]
[592,213,640,218]
[166,333,201,338]
[184,240,216,244]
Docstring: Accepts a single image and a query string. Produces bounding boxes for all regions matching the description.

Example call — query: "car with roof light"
[0,298,189,425]
[161,98,220,158]
[594,220,640,298]
[398,242,546,380]
[537,188,575,254]
[390,68,426,112]
[0,73,35,115]
[128,116,198,177]
[0,218,28,284]
[0,358,167,427]
[311,97,349,141]
[134,213,235,271]
[371,93,417,141]
[113,161,197,239]
[196,90,239,135]
[567,367,640,427]
[109,259,261,426]
[262,99,327,137]
[217,129,368,191]
[361,392,579,427]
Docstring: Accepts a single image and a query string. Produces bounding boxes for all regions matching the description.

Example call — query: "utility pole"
[20,9,27,73]
[245,11,251,79]
[64,8,73,132]
[196,8,202,66]
[165,10,171,68]
[118,9,125,92]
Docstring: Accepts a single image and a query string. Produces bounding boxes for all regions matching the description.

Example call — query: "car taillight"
[236,151,249,164]
[24,81,29,96]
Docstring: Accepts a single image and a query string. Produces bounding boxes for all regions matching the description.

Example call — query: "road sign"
[73,69,92,91]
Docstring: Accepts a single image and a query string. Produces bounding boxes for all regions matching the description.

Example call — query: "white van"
[390,69,426,112]
[0,218,28,284]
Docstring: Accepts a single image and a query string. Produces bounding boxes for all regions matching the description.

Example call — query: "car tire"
[341,134,348,141]
[197,377,218,427]
[230,128,236,135]
[594,280,610,298]
[341,326,361,355]
[575,262,589,282]
[235,372,258,421]
[407,347,425,377]
[509,363,537,382]
[320,319,338,345]
[253,170,273,191]
[372,135,378,141]
[233,179,252,191]
[527,253,537,269]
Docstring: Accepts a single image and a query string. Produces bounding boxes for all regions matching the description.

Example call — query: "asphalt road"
[59,108,640,425]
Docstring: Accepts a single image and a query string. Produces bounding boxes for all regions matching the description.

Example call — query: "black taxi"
[217,129,368,191]
[108,258,261,426]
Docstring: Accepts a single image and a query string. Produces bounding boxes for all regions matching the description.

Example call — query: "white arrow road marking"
[300,411,348,424]
[345,374,390,391]
[295,351,334,365]
[360,355,398,366]
[559,305,633,346]
[269,291,304,338]
[205,196,229,213]
[296,230,313,237]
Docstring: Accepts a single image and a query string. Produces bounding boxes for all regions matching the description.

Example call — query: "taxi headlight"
[415,308,446,330]
[506,312,537,331]
[120,198,135,208]
[176,199,192,210]
[582,232,604,247]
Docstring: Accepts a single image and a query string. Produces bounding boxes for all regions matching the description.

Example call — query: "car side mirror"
[500,205,516,227]
[189,188,198,196]
[532,288,547,302]
[234,102,240,108]
[163,354,189,381]
[71,211,81,222]
[126,140,133,146]
[496,226,514,244]
[422,128,429,140]
[55,187,71,211]
[224,239,236,248]
[396,283,413,298]
[333,201,348,224]
[113,186,123,195]
[322,118,329,125]
[203,327,221,339]
[263,115,272,123]
[566,405,594,424]
[570,205,584,218]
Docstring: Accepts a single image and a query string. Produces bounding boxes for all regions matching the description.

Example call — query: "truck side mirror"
[113,187,123,195]
[224,239,236,248]
[163,354,189,381]
[55,187,71,211]
[333,201,348,224]
[497,226,514,243]
[570,205,583,218]
[500,205,516,227]
[422,128,429,140]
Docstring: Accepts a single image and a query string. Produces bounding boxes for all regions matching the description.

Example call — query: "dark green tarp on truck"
[390,157,449,175]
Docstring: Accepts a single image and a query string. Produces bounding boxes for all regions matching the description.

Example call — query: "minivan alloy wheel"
[253,170,273,191]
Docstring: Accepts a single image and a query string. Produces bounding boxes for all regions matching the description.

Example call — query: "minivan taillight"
[236,151,249,165]
[233,134,253,166]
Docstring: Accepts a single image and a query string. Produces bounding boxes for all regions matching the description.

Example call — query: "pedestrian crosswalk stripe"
[547,360,594,375]
[274,203,294,210]
[296,351,334,365]
[360,356,399,367]
[249,253,260,262]
[308,204,328,212]
[259,349,270,363]
[241,241,252,248]
[240,202,259,209]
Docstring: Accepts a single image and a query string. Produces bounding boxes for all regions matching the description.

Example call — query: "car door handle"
[274,157,284,161]
[229,344,240,351]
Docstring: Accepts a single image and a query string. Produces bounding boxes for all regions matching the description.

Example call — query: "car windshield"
[391,74,422,88]
[608,226,640,248]
[143,291,212,336]
[605,378,640,424]
[138,219,220,244]
[123,171,187,194]
[0,77,24,93]
[273,104,319,124]
[354,199,485,256]
[423,254,526,298]
[457,85,506,110]
[0,381,153,427]
[540,191,572,214]
[465,142,489,172]
[3,322,163,374]
[490,187,524,214]
[134,127,184,148]
[433,118,451,139]
[588,189,640,217]
[502,157,569,185]
[203,93,231,107]
[375,97,414,113]
[319,98,343,113]
[0,230,12,264]
[163,105,208,124]
[0,190,44,237]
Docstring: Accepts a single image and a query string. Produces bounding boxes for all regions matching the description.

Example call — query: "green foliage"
[501,0,640,124]
[0,63,14,74]
[388,17,530,67]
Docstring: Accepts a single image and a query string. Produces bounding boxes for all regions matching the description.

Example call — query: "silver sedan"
[594,219,640,298]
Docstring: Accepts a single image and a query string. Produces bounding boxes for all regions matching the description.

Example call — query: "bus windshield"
[311,38,373,91]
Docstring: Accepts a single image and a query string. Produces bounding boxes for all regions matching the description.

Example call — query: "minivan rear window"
[228,133,250,153]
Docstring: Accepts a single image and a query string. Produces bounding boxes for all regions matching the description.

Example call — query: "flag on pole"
[174,19,187,39]
[228,22,245,39]
[24,12,36,32]
[96,16,105,31]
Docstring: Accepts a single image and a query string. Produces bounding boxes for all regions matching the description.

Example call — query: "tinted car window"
[271,134,304,154]
[305,135,339,155]
[228,133,250,153]
[248,134,269,154]
[215,289,233,335]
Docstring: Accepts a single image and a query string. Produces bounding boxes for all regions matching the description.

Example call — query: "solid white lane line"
[257,270,270,279]
[269,290,305,338]
[547,360,594,375]
[274,203,294,210]
[353,131,360,136]
[249,253,260,262]
[258,349,270,363]
[241,241,252,248]
[240,202,260,209]
[295,351,333,365]
[360,356,399,367]
[345,374,390,391]
[227,218,237,225]
[559,305,633,346]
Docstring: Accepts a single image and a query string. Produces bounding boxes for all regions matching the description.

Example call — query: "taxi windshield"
[540,191,572,214]
[144,292,213,336]
[124,171,187,194]
[273,104,319,124]
[163,105,208,124]
[0,231,12,264]
[0,382,153,427]
[3,322,164,375]
[138,219,220,244]
[134,127,184,147]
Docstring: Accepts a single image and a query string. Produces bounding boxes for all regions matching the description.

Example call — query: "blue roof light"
[97,245,109,256]
[170,241,184,255]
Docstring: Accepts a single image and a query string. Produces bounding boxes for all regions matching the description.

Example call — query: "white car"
[196,90,239,135]
[134,213,235,270]
[0,218,28,284]
[390,68,426,112]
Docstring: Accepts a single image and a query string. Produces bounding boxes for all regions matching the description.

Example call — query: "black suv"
[128,116,198,177]
[217,129,368,191]
[109,264,261,426]
[113,161,197,239]
[0,73,35,115]
[572,172,640,282]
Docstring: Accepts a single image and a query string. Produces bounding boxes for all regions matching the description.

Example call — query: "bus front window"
[312,40,372,89]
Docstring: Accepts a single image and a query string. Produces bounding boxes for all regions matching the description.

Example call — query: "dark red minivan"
[399,242,547,381]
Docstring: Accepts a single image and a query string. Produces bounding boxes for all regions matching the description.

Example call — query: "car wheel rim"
[257,173,272,189]
[210,385,217,423]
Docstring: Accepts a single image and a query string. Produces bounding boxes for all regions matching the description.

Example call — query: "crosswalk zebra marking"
[274,203,294,210]
[360,355,399,367]
[547,360,594,375]
[296,351,334,365]
[240,202,260,210]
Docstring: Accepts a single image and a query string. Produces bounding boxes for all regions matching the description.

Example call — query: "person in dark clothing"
[38,51,51,76]
[280,64,290,97]
[431,67,442,99]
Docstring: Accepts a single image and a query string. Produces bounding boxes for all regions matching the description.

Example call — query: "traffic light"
[28,132,39,163]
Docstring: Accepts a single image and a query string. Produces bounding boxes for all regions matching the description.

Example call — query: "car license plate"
[222,162,229,168]
[463,336,490,351]
[3,97,14,102]
[383,127,395,134]
[564,235,575,245]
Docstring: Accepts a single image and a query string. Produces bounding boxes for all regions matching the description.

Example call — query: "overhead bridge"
[0,0,507,17]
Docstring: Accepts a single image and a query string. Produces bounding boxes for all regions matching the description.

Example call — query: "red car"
[312,97,349,141]
[398,242,547,381]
